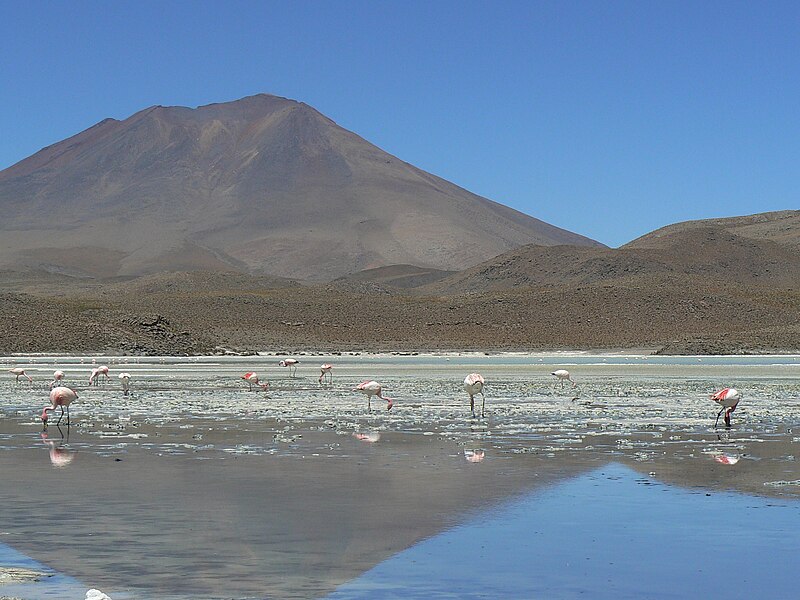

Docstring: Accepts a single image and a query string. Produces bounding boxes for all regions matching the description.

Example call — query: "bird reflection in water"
[713,454,740,465]
[711,430,741,465]
[464,449,485,463]
[353,432,381,443]
[41,428,75,468]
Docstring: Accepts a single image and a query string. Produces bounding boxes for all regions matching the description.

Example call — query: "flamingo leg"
[714,408,725,428]
[481,392,486,418]
[470,395,475,417]
[56,406,64,425]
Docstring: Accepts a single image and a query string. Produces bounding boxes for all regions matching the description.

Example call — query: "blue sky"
[1,1,798,247]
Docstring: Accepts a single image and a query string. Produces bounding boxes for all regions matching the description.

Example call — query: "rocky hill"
[419,220,800,296]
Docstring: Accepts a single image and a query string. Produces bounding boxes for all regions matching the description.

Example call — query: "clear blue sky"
[1,1,798,247]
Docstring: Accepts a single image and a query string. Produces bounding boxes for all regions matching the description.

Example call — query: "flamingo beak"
[386,399,393,411]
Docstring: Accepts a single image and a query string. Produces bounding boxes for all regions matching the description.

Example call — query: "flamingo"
[319,363,333,385]
[42,386,79,427]
[279,359,299,377]
[711,388,742,428]
[551,369,576,388]
[353,432,381,443]
[9,368,32,383]
[241,372,268,391]
[119,372,131,396]
[89,365,110,386]
[353,380,393,411]
[51,370,65,388]
[464,373,486,418]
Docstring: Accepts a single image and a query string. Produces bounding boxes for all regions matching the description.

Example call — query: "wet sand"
[0,354,798,598]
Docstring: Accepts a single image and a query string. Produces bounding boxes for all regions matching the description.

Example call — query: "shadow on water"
[328,463,800,600]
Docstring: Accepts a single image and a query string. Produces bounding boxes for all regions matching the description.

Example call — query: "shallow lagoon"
[1,354,798,599]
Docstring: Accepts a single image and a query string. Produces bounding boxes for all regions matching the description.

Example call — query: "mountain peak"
[0,95,602,281]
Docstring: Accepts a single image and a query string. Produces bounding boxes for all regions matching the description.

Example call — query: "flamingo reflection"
[713,454,740,465]
[464,449,485,463]
[41,429,75,467]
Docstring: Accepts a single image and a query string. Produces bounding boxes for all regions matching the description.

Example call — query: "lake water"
[1,353,798,599]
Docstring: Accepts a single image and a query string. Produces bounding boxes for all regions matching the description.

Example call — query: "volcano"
[0,94,602,280]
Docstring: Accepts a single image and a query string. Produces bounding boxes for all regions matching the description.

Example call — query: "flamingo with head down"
[42,386,79,427]
[51,370,65,388]
[551,369,576,388]
[119,372,132,395]
[241,372,268,391]
[9,368,32,383]
[319,363,333,385]
[353,380,393,412]
[89,365,110,386]
[711,388,742,428]
[464,373,486,418]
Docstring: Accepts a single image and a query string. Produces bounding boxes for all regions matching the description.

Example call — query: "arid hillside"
[419,223,800,295]
[0,94,601,281]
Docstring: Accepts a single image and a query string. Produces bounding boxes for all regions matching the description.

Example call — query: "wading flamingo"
[241,372,268,391]
[319,363,333,385]
[711,388,742,428]
[551,369,576,388]
[89,365,110,386]
[279,359,299,377]
[9,368,32,383]
[353,380,393,411]
[464,373,486,418]
[119,372,131,395]
[51,370,65,388]
[42,386,79,427]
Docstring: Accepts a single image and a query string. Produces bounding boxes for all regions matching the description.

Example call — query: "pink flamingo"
[711,388,742,427]
[51,370,65,388]
[9,368,32,383]
[551,369,576,388]
[89,365,110,386]
[279,359,299,377]
[353,380,393,411]
[464,373,486,418]
[42,386,79,427]
[119,372,131,395]
[353,432,381,443]
[319,363,333,385]
[241,372,268,391]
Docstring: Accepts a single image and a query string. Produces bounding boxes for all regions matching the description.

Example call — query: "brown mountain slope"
[625,210,800,250]
[0,94,602,281]
[420,224,800,295]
